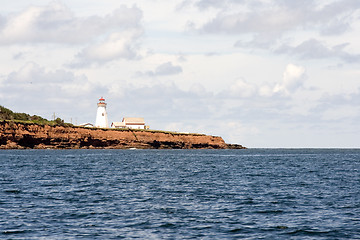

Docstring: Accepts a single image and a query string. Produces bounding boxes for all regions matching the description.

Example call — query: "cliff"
[0,121,245,149]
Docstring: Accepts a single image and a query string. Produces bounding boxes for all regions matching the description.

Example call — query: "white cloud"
[7,62,76,84]
[228,78,257,98]
[258,84,274,97]
[0,2,143,44]
[216,63,307,99]
[195,0,359,35]
[137,61,183,77]
[0,61,113,122]
[188,0,360,61]
[1,62,95,104]
[0,2,145,66]
[313,88,360,116]
[276,39,360,62]
[273,64,306,95]
[71,30,143,67]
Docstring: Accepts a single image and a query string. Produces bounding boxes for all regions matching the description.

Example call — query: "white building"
[111,122,126,128]
[123,117,146,129]
[95,97,109,128]
[111,117,149,129]
[79,123,94,128]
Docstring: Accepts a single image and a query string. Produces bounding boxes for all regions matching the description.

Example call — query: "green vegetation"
[0,105,72,126]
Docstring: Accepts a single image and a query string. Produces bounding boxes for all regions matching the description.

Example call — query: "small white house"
[79,123,94,128]
[122,117,146,129]
[111,117,149,129]
[111,122,126,128]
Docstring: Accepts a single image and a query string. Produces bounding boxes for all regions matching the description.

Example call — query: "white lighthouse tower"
[95,97,109,128]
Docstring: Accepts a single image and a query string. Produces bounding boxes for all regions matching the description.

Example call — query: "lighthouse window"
[102,113,104,116]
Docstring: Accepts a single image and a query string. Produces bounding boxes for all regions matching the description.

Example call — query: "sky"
[0,0,359,148]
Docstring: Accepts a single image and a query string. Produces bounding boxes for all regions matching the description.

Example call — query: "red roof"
[99,97,105,101]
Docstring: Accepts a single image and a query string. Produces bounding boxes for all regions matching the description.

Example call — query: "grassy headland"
[0,105,72,127]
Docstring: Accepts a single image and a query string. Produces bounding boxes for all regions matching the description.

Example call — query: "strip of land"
[0,121,245,149]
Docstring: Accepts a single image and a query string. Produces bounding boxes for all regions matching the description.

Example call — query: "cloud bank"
[0,3,143,44]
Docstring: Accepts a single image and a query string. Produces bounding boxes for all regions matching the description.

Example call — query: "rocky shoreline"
[0,121,246,150]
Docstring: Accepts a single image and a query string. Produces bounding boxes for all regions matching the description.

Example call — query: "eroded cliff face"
[0,121,245,149]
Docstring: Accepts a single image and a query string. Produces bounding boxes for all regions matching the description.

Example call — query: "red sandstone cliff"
[0,121,245,149]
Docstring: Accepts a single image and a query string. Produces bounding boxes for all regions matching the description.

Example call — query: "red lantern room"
[97,97,106,106]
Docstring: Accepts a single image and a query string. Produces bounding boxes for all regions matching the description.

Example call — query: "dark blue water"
[0,149,359,239]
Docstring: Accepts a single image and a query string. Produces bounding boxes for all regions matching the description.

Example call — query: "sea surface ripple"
[0,149,359,239]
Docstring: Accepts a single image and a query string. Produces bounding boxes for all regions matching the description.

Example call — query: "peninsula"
[0,106,245,150]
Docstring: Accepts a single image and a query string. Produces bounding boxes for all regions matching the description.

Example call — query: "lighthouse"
[95,97,109,128]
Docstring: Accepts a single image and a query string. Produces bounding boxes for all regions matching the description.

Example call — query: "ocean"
[0,149,359,239]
